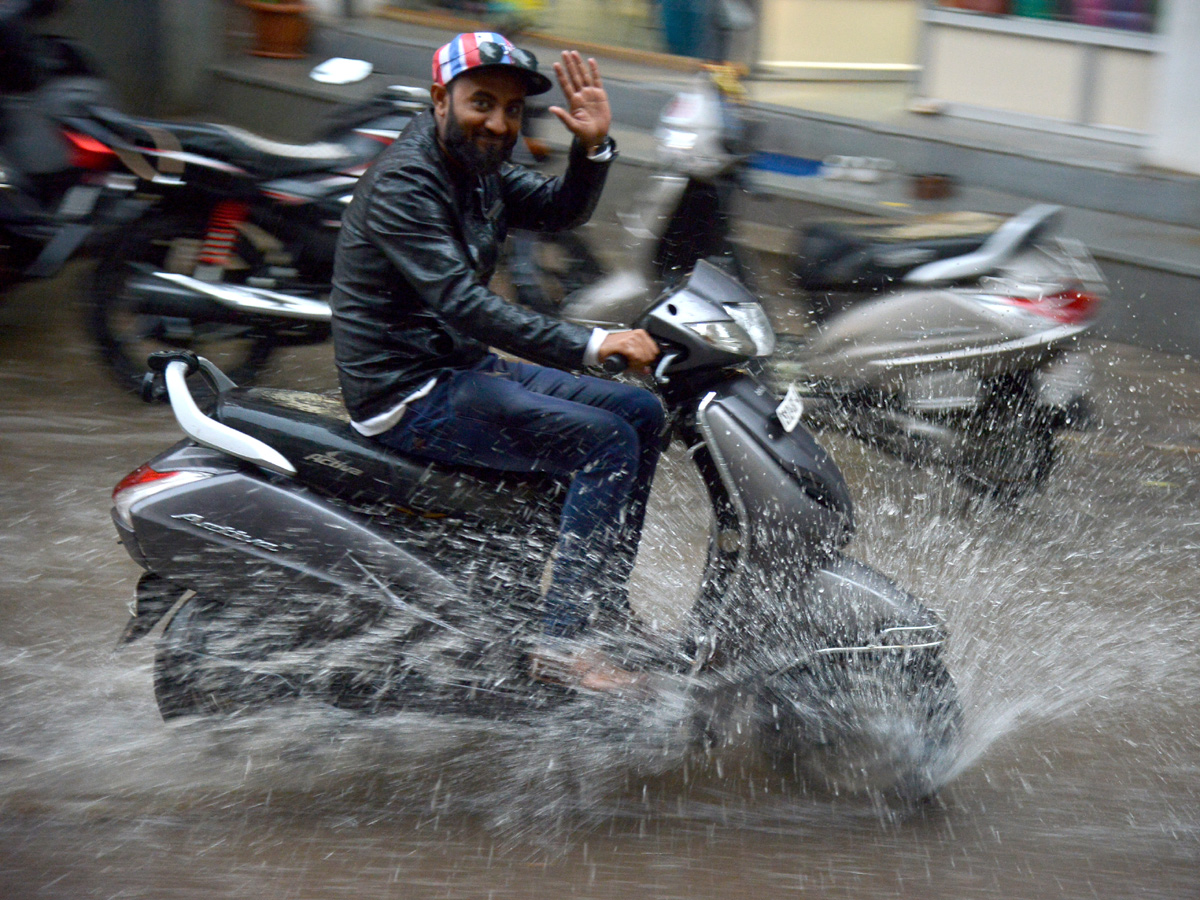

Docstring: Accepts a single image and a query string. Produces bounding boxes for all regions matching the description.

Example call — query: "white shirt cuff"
[583,327,609,368]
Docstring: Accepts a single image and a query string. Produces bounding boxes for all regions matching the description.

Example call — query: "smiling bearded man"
[329,33,665,692]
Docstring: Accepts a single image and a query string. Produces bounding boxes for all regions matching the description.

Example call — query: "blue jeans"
[373,355,665,638]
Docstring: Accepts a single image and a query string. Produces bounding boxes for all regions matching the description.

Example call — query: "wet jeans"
[372,355,665,638]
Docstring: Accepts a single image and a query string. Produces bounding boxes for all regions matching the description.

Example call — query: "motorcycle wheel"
[761,651,962,801]
[88,211,276,392]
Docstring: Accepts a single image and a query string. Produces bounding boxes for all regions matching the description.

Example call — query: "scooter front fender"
[804,555,945,650]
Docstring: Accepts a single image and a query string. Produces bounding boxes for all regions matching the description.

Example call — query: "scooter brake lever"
[654,351,681,384]
[139,370,168,405]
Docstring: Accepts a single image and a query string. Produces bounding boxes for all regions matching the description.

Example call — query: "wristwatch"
[586,136,617,163]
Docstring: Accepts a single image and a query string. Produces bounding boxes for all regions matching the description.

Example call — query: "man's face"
[432,68,525,176]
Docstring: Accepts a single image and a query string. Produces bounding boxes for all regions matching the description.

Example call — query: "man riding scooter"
[329,34,663,693]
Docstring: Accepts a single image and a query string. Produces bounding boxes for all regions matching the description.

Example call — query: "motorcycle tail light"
[112,465,209,528]
[996,288,1101,325]
[63,131,117,170]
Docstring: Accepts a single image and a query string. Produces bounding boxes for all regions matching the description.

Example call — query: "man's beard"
[441,100,517,176]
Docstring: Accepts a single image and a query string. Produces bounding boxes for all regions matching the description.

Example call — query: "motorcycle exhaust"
[126,271,333,323]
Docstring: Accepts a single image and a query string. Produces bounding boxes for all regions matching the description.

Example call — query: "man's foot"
[527,640,649,695]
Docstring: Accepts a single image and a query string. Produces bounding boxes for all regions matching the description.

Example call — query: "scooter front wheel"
[761,650,962,801]
[88,210,276,392]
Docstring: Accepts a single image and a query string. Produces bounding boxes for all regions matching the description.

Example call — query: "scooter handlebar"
[601,353,628,375]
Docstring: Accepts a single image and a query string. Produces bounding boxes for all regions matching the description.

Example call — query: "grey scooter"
[110,262,960,798]
[780,205,1107,500]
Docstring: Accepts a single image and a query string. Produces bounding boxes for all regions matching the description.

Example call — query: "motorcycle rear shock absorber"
[194,200,249,282]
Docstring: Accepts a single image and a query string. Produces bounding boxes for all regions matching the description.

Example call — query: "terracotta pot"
[242,1,311,59]
[912,173,958,201]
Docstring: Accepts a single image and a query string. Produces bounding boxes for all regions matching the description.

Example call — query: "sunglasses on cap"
[433,33,553,95]
[480,41,537,70]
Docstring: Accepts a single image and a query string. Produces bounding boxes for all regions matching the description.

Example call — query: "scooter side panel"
[129,472,456,606]
[803,288,1057,388]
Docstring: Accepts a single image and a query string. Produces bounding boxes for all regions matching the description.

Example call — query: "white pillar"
[1147,0,1200,175]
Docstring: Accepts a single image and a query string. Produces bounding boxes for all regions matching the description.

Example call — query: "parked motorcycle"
[0,31,148,291]
[83,85,429,389]
[110,260,961,799]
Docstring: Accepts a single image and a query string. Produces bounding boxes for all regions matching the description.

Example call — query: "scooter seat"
[214,387,565,520]
[793,212,1004,292]
[88,107,372,180]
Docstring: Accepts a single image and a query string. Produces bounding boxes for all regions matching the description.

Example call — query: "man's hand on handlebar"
[599,329,659,375]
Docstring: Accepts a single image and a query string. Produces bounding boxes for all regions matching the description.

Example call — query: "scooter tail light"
[112,465,209,528]
[997,288,1102,325]
[63,130,117,170]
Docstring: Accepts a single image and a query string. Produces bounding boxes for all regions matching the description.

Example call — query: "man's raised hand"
[548,51,612,153]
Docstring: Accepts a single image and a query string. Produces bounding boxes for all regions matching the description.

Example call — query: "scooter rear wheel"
[153,594,301,719]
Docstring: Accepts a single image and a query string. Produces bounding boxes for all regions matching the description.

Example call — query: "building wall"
[919,9,1158,136]
[758,0,919,66]
[1148,0,1200,175]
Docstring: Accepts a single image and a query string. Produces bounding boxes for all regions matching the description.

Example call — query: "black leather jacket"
[330,109,611,422]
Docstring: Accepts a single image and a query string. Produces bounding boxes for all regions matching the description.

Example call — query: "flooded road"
[1,260,1198,899]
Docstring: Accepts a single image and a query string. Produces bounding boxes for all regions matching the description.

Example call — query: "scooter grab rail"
[160,358,297,476]
[903,204,1063,285]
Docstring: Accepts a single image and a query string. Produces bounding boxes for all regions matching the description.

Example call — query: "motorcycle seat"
[793,212,1004,293]
[214,386,565,520]
[87,107,372,180]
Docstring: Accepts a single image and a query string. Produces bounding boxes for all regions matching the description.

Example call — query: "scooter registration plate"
[776,384,804,433]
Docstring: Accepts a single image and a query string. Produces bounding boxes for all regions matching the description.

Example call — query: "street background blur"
[3,3,1199,899]
[34,0,1200,356]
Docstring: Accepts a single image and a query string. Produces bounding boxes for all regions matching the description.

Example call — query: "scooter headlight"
[723,302,776,357]
[686,319,757,357]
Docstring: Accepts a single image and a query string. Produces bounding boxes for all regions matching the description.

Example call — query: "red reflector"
[1001,289,1100,325]
[112,464,174,502]
[64,130,117,170]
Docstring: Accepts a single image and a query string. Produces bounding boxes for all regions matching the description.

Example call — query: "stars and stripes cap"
[432,32,552,96]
